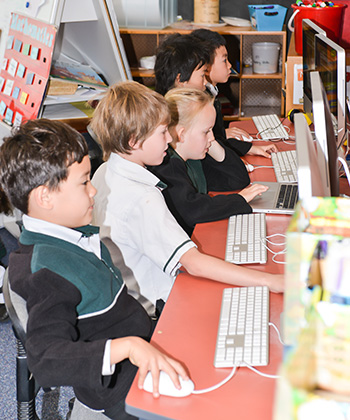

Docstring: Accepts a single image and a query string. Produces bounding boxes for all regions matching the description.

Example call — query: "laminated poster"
[0,13,56,127]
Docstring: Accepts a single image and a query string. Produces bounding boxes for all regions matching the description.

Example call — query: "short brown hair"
[0,119,88,214]
[90,81,170,160]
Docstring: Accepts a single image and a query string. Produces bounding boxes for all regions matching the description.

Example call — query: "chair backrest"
[3,268,28,343]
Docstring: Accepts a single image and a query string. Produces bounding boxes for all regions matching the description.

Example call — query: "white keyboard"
[271,150,297,183]
[214,286,270,368]
[252,114,289,140]
[225,213,267,265]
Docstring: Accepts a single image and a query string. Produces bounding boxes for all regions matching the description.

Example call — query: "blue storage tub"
[248,4,287,31]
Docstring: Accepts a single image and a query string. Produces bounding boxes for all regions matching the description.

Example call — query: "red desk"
[126,121,292,419]
[126,119,350,419]
[126,219,290,420]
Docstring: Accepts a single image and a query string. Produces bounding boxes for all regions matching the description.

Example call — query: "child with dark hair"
[154,33,210,95]
[153,31,277,192]
[0,118,188,419]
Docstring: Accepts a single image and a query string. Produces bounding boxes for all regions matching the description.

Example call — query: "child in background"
[91,80,284,315]
[150,87,269,236]
[0,119,188,418]
[154,33,210,95]
[154,31,277,192]
[192,28,248,143]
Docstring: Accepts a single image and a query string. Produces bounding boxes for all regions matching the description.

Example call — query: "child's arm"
[110,336,188,398]
[207,139,225,162]
[225,126,251,141]
[246,144,278,158]
[180,247,284,293]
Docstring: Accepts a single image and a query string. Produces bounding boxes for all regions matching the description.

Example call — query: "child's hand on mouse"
[112,336,188,398]
[238,183,269,203]
[225,126,251,141]
[247,144,277,157]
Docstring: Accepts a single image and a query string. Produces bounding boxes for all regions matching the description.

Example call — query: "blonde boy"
[91,81,284,314]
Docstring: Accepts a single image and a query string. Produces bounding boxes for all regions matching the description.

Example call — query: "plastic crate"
[114,0,178,29]
[248,5,287,31]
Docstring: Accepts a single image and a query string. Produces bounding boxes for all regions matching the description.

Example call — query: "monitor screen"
[310,71,340,197]
[315,33,346,148]
[295,112,328,200]
[302,19,327,123]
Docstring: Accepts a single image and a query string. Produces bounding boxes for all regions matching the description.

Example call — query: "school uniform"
[92,153,196,307]
[202,84,253,191]
[9,215,152,418]
[149,148,252,237]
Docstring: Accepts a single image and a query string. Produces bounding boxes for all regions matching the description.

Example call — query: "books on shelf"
[50,60,108,89]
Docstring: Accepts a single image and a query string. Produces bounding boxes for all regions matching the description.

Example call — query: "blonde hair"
[90,81,170,159]
[164,87,214,143]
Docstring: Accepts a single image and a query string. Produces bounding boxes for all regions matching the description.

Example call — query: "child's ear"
[174,73,184,87]
[32,185,54,210]
[176,126,186,143]
[128,135,141,150]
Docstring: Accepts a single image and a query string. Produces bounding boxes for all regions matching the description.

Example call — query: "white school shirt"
[92,153,196,306]
[22,215,114,376]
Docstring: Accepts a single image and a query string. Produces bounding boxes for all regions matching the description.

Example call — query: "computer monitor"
[295,112,328,200]
[315,33,346,148]
[302,19,327,123]
[310,71,340,197]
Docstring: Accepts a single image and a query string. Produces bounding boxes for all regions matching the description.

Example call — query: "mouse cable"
[191,366,238,395]
[252,165,274,169]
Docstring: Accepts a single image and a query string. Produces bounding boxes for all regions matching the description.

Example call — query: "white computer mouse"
[245,163,255,172]
[143,370,195,397]
[242,135,254,142]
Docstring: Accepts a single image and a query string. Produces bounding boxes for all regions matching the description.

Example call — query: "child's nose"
[166,130,172,144]
[89,183,97,197]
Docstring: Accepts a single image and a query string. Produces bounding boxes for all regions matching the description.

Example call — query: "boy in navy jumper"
[0,119,188,419]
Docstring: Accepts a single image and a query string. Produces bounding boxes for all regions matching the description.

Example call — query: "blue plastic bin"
[248,5,287,31]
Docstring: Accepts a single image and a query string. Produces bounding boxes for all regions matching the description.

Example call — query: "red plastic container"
[288,3,347,55]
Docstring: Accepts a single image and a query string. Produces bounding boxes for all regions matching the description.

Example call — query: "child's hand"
[111,336,189,398]
[225,127,251,141]
[238,183,268,202]
[247,144,277,157]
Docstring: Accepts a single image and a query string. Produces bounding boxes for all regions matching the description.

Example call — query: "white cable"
[192,366,237,394]
[265,233,286,246]
[269,321,285,346]
[261,234,287,265]
[253,166,274,169]
[241,361,280,379]
[256,123,291,142]
[192,319,285,393]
